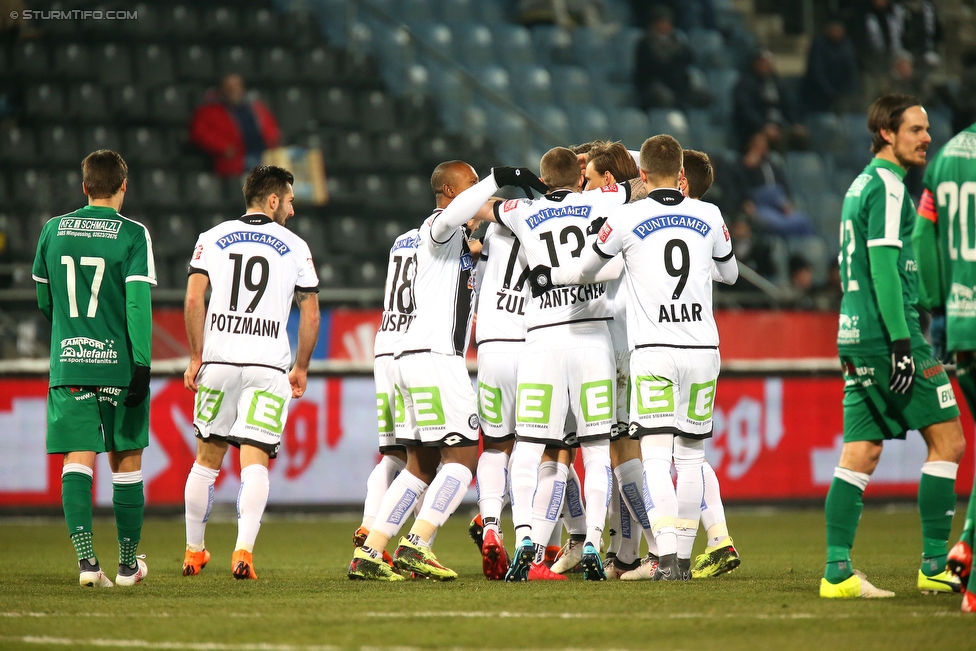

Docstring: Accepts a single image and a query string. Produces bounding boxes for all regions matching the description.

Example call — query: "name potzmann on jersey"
[537,282,605,309]
[210,312,281,338]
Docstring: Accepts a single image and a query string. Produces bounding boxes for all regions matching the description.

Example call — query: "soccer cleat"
[819,570,894,598]
[79,559,113,588]
[231,549,258,580]
[352,526,395,567]
[918,569,963,595]
[182,549,211,577]
[605,555,640,580]
[116,556,148,587]
[468,514,484,551]
[678,557,691,581]
[481,528,509,581]
[651,553,681,581]
[505,538,534,582]
[619,554,660,581]
[550,538,585,574]
[580,542,606,581]
[962,590,976,613]
[544,545,561,567]
[393,537,457,581]
[947,540,973,584]
[528,561,568,581]
[692,538,741,578]
[348,547,404,581]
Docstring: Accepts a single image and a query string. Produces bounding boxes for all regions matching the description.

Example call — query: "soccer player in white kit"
[543,135,738,580]
[352,228,419,565]
[182,166,321,580]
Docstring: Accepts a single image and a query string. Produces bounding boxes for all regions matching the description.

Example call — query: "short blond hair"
[639,135,683,180]
[540,146,581,190]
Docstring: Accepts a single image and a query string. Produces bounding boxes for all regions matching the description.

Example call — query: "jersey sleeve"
[593,213,623,259]
[31,223,49,284]
[294,240,319,292]
[188,234,209,276]
[866,169,906,249]
[712,209,734,262]
[124,224,157,285]
[493,198,522,233]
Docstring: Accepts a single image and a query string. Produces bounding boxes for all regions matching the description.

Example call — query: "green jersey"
[32,205,156,387]
[917,124,976,351]
[838,158,926,355]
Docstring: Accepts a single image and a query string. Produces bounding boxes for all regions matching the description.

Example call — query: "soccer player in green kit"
[32,150,155,588]
[822,95,966,598]
[913,119,976,612]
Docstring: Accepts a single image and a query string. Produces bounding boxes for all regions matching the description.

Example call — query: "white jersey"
[374,228,420,357]
[494,185,629,331]
[395,209,475,357]
[595,188,732,349]
[475,223,528,344]
[190,213,319,371]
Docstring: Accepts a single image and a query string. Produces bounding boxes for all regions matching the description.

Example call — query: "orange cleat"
[963,590,976,613]
[231,549,258,580]
[354,526,394,567]
[947,540,973,584]
[544,545,561,567]
[529,561,568,581]
[481,528,509,580]
[468,514,484,550]
[182,549,211,577]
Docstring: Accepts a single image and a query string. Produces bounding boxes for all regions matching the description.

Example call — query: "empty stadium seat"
[470,65,511,101]
[324,175,361,209]
[66,84,108,123]
[53,43,93,81]
[97,44,132,86]
[572,28,611,68]
[551,66,593,107]
[140,169,182,211]
[785,152,830,197]
[454,23,495,68]
[300,47,342,84]
[395,175,432,213]
[149,85,192,125]
[184,172,226,210]
[161,4,202,40]
[509,65,553,106]
[11,41,49,79]
[276,86,317,139]
[687,29,727,69]
[439,0,475,23]
[288,216,327,259]
[203,5,242,41]
[49,168,83,215]
[329,215,371,253]
[349,259,384,287]
[608,107,650,150]
[526,104,571,149]
[359,90,398,132]
[397,0,435,27]
[705,68,739,122]
[24,84,65,122]
[413,23,454,65]
[531,25,575,67]
[374,132,418,171]
[0,126,37,165]
[151,214,197,257]
[80,126,122,157]
[176,46,217,83]
[257,47,301,84]
[647,109,690,144]
[11,170,52,210]
[38,126,81,166]
[332,131,375,171]
[109,85,149,123]
[686,108,728,151]
[316,259,348,288]
[134,45,176,88]
[124,128,169,165]
[566,105,610,144]
[493,24,535,67]
[317,87,357,127]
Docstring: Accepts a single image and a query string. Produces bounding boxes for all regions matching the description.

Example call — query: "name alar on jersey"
[658,302,703,323]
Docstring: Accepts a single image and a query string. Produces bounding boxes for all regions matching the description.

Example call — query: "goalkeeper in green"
[32,150,156,588]
[822,95,966,599]
[912,118,976,613]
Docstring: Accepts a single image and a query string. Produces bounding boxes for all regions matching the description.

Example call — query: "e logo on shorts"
[376,392,394,434]
[517,383,552,424]
[580,379,613,423]
[408,386,446,426]
[195,385,224,423]
[246,390,286,434]
[688,380,716,422]
[394,387,405,424]
[478,382,503,425]
[635,376,674,415]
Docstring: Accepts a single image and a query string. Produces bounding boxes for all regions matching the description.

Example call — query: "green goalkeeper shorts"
[841,347,960,443]
[47,385,150,454]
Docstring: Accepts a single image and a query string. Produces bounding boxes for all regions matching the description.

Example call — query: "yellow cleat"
[918,569,963,595]
[393,536,457,581]
[348,547,405,581]
[692,537,741,578]
[820,570,894,598]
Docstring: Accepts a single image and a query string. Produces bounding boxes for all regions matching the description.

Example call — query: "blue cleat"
[580,542,606,581]
[504,538,533,582]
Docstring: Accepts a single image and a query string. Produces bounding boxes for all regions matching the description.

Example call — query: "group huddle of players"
[348,135,741,582]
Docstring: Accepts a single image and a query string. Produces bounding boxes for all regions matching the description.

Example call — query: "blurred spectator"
[518,0,603,29]
[878,52,926,98]
[732,50,807,151]
[849,0,905,75]
[0,224,14,290]
[188,74,280,177]
[734,132,816,238]
[949,49,976,133]
[633,6,711,111]
[801,16,860,112]
[726,217,778,286]
[900,0,942,71]
[630,0,716,32]
[787,254,815,307]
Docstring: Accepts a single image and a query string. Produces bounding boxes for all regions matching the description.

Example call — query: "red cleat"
[962,590,976,613]
[481,528,509,580]
[544,545,561,567]
[947,540,973,584]
[529,561,568,581]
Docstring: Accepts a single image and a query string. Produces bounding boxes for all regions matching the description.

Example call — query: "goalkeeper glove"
[889,339,915,395]
[492,166,549,198]
[124,365,151,407]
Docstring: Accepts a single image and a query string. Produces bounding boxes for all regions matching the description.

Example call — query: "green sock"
[62,471,96,564]
[824,476,864,583]
[962,479,976,549]
[919,471,955,576]
[113,481,144,567]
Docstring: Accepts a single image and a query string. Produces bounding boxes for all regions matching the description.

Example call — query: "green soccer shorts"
[841,347,960,442]
[47,385,150,454]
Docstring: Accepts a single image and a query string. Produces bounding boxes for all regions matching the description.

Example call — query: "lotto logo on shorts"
[195,386,224,423]
[246,390,286,435]
[478,382,503,425]
[408,386,446,426]
[376,392,394,434]
[635,376,674,415]
[938,383,957,409]
[688,380,716,422]
[516,383,553,424]
[580,380,613,423]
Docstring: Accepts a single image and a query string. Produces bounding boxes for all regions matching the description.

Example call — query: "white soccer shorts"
[612,347,631,440]
[374,355,406,453]
[514,323,615,445]
[476,341,523,442]
[628,347,721,440]
[393,352,479,448]
[193,363,293,458]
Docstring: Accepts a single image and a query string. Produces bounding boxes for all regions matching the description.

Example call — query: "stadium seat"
[38,126,81,166]
[328,215,371,254]
[49,168,83,215]
[140,169,182,211]
[299,47,342,84]
[11,41,49,79]
[218,46,257,79]
[609,27,643,85]
[359,90,398,132]
[509,65,553,106]
[162,4,202,41]
[805,112,846,156]
[53,43,93,81]
[97,44,133,86]
[608,107,650,150]
[566,105,611,145]
[413,23,454,66]
[332,131,375,171]
[386,63,432,98]
[705,68,739,122]
[0,126,36,165]
[277,86,317,139]
[246,8,288,44]
[374,132,418,171]
[481,105,529,154]
[787,235,830,286]
[185,172,226,210]
[288,216,328,260]
[550,66,593,107]
[24,84,65,122]
[454,23,495,68]
[80,126,122,157]
[476,0,509,23]
[531,25,575,67]
[525,104,571,149]
[109,85,149,123]
[123,128,169,165]
[687,29,726,69]
[369,25,416,72]
[396,174,432,213]
[928,109,952,153]
[461,104,489,138]
[686,109,728,151]
[134,45,176,88]
[430,67,474,108]
[176,45,217,83]
[349,259,384,287]
[149,86,192,126]
[493,24,535,67]
[317,87,357,127]
[10,170,52,210]
[324,175,361,210]
[397,0,435,27]
[785,152,829,197]
[470,65,511,101]
[417,133,456,167]
[572,27,611,69]
[316,259,348,289]
[65,83,107,124]
[203,6,242,42]
[375,218,407,249]
[647,109,690,144]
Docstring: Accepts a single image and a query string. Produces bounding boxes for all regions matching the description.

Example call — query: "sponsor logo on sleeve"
[503,199,520,212]
[723,223,730,242]
[600,184,618,193]
[192,244,203,261]
[598,222,612,243]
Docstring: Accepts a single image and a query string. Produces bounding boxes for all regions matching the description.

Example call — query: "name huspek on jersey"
[497,188,627,330]
[191,215,318,371]
[375,228,421,356]
[476,223,528,342]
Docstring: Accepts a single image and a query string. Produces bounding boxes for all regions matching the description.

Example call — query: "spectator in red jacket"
[189,74,280,177]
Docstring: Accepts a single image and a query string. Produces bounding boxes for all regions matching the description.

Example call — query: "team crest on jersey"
[600,184,618,193]
[598,222,612,243]
[503,199,520,212]
[460,252,474,271]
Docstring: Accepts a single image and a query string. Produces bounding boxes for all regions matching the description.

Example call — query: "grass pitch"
[0,506,972,651]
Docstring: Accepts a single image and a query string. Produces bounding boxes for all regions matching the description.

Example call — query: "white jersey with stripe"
[189,213,319,371]
[494,185,629,331]
[395,209,476,357]
[374,228,420,357]
[475,223,528,344]
[594,189,732,349]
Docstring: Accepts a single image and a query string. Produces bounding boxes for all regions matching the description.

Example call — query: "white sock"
[415,463,473,532]
[235,465,270,553]
[112,470,142,485]
[641,434,678,556]
[369,469,429,540]
[562,463,586,535]
[616,499,641,565]
[362,454,406,530]
[581,440,611,548]
[477,448,509,534]
[674,438,705,560]
[530,461,566,558]
[548,515,564,547]
[607,475,621,556]
[510,441,545,539]
[700,461,730,547]
[185,462,219,552]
